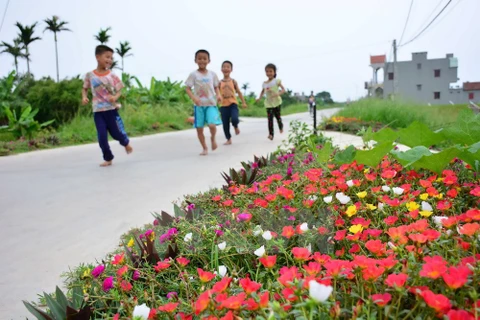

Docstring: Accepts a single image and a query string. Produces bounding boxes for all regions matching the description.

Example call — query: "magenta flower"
[215,230,224,237]
[91,265,105,278]
[159,228,178,243]
[132,270,140,281]
[167,292,178,300]
[237,213,252,222]
[187,203,195,210]
[102,276,114,292]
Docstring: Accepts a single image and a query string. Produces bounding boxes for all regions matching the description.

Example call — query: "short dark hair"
[265,63,277,78]
[95,45,113,56]
[195,49,210,59]
[222,60,233,68]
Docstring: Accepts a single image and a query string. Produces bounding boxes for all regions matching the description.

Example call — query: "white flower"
[262,231,273,241]
[218,241,227,251]
[335,192,351,204]
[309,195,318,201]
[254,245,266,257]
[382,186,391,192]
[300,223,309,232]
[432,216,447,228]
[218,265,227,277]
[307,243,312,253]
[184,233,192,242]
[253,225,263,236]
[387,242,397,250]
[421,201,433,212]
[378,203,384,211]
[392,187,404,195]
[133,304,151,319]
[323,196,333,204]
[308,280,333,302]
[346,180,354,187]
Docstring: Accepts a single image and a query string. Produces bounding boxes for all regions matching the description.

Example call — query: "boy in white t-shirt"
[185,49,222,156]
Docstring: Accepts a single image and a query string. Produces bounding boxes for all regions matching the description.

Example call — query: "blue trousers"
[219,104,239,140]
[94,109,129,161]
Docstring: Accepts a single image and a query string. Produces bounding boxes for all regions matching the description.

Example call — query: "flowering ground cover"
[24,123,480,319]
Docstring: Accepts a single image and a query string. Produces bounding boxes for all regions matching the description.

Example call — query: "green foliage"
[127,76,190,104]
[1,105,54,139]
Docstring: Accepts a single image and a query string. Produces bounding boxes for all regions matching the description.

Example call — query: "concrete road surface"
[0,110,340,319]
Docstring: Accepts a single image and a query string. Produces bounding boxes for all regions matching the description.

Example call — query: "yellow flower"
[127,237,135,248]
[435,193,443,200]
[366,203,377,210]
[364,169,370,174]
[436,178,444,183]
[349,224,364,234]
[419,210,433,218]
[357,191,368,199]
[82,268,91,278]
[346,205,358,217]
[406,201,420,212]
[420,193,429,201]
[148,232,155,241]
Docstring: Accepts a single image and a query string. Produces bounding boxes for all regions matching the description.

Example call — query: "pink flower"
[237,213,252,222]
[102,276,114,292]
[91,265,105,278]
[132,270,140,281]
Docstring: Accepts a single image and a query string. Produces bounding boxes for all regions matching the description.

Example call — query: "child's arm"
[109,90,122,103]
[82,88,89,105]
[233,80,247,108]
[215,86,222,104]
[186,87,201,105]
[255,89,265,104]
[278,82,286,96]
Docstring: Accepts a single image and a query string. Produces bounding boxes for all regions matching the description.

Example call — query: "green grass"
[241,103,338,117]
[335,99,468,129]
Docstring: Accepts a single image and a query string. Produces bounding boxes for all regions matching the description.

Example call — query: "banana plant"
[1,105,55,139]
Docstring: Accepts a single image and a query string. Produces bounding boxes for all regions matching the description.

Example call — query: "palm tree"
[242,83,249,96]
[0,38,27,76]
[109,59,121,71]
[115,41,133,72]
[44,15,71,82]
[94,27,112,44]
[15,22,41,76]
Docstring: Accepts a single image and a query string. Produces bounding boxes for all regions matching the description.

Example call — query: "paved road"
[0,110,339,318]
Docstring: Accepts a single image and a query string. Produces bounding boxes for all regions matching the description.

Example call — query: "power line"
[0,0,10,35]
[399,0,415,46]
[399,0,453,47]
[412,0,445,36]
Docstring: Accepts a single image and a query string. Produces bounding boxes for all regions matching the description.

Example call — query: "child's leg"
[196,127,208,155]
[231,104,240,135]
[94,112,114,165]
[274,106,284,133]
[105,109,132,154]
[267,108,274,139]
[208,124,218,151]
[219,106,231,142]
[194,106,208,155]
[205,106,219,150]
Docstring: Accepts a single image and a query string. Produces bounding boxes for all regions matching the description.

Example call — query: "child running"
[219,60,247,145]
[256,63,286,140]
[185,49,222,156]
[82,45,132,167]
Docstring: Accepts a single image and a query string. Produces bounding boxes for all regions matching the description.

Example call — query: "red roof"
[370,55,386,64]
[463,82,480,91]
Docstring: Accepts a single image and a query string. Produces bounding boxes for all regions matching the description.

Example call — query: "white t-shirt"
[185,70,220,106]
[262,78,282,108]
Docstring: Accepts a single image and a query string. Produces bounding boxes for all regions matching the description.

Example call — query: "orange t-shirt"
[219,79,238,107]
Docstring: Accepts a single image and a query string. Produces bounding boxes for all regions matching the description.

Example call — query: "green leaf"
[355,141,394,168]
[442,110,480,145]
[44,291,65,320]
[391,146,432,167]
[20,106,32,121]
[55,286,70,310]
[361,127,374,144]
[410,147,461,174]
[397,121,444,147]
[468,142,480,153]
[40,119,55,127]
[314,142,333,164]
[460,145,480,171]
[173,204,185,218]
[334,145,356,164]
[71,286,83,310]
[370,127,399,144]
[23,300,53,320]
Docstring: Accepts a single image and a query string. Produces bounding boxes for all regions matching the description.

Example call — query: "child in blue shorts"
[185,49,222,156]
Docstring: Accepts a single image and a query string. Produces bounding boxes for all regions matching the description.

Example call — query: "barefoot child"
[256,63,286,140]
[82,45,132,167]
[185,49,222,155]
[219,60,247,145]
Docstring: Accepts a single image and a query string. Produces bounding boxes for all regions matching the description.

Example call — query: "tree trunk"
[26,46,31,76]
[14,57,18,76]
[54,33,59,82]
[122,57,124,72]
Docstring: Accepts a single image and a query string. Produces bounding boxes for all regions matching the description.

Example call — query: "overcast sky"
[0,0,478,101]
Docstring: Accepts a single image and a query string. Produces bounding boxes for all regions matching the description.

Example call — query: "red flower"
[112,253,125,265]
[333,230,347,241]
[278,266,301,287]
[212,195,221,201]
[318,226,329,235]
[176,257,190,267]
[148,309,157,319]
[120,280,132,292]
[446,189,458,198]
[443,175,458,185]
[313,252,331,264]
[222,199,234,207]
[212,277,232,293]
[365,240,386,256]
[220,311,234,320]
[157,302,179,313]
[254,198,268,208]
[303,262,321,276]
[422,229,441,241]
[442,266,471,290]
[409,233,428,244]
[282,226,295,239]
[384,216,398,225]
[446,309,475,320]
[466,208,480,221]
[421,290,452,315]
[221,293,246,310]
[292,247,311,261]
[154,259,171,272]
[385,273,408,288]
[459,223,480,236]
[276,186,295,200]
[282,287,298,302]
[239,277,262,295]
[362,265,385,281]
[381,169,397,179]
[371,293,391,307]
[194,290,212,315]
[419,256,448,279]
[244,298,259,311]
[437,200,452,211]
[265,194,277,202]
[470,187,480,197]
[197,268,215,283]
[117,265,128,277]
[259,291,269,308]
[259,255,277,269]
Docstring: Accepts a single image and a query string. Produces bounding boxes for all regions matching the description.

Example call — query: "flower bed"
[26,130,480,319]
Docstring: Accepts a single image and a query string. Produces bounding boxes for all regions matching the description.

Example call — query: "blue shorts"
[194,106,222,128]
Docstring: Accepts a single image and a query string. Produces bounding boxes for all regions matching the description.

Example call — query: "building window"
[434,69,441,77]
[417,84,422,91]
[417,63,422,70]
[469,93,475,100]
[388,73,394,80]
[434,92,441,100]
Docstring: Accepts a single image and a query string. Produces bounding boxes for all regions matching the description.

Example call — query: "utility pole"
[393,39,398,100]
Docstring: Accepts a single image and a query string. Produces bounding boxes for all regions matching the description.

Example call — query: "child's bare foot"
[200,149,208,156]
[125,144,133,154]
[280,129,284,134]
[234,127,240,135]
[100,161,112,167]
[224,139,232,145]
[268,135,273,140]
[211,137,218,151]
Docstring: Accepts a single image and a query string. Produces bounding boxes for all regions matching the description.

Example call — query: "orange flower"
[362,265,385,281]
[117,265,128,277]
[381,169,397,179]
[365,240,386,256]
[303,262,321,276]
[221,293,246,310]
[259,291,269,308]
[220,311,235,320]
[459,223,480,236]
[157,302,179,313]
[466,208,480,220]
[409,233,428,244]
[212,277,232,293]
[154,260,171,272]
[419,256,447,279]
[112,253,125,265]
[254,198,268,208]
[239,277,262,295]
[176,257,190,267]
[292,247,311,261]
[282,226,295,239]
[197,268,215,283]
[195,290,213,315]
